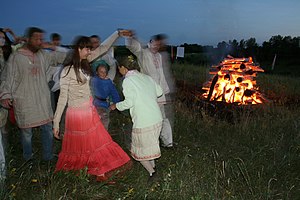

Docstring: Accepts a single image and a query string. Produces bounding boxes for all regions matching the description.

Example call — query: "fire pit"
[201,56,267,105]
[182,56,269,122]
[175,56,268,122]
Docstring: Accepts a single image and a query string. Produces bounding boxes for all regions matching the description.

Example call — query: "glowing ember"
[202,56,266,105]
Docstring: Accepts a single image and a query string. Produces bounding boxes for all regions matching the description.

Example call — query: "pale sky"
[1,0,300,46]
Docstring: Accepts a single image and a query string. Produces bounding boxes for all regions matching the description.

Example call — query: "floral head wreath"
[128,55,135,63]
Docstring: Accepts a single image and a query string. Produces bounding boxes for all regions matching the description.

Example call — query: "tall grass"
[171,62,209,85]
[1,63,300,199]
[258,74,300,105]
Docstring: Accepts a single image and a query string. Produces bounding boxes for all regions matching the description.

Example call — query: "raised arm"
[125,36,142,56]
[2,28,25,44]
[89,30,132,62]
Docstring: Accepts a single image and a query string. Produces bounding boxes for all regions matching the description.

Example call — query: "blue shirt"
[91,76,120,109]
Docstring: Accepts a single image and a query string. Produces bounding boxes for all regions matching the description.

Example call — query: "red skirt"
[55,98,130,176]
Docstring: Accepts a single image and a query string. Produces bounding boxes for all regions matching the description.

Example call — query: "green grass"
[258,74,300,106]
[171,62,210,85]
[1,63,300,199]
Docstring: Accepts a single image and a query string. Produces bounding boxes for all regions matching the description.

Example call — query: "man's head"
[149,34,168,53]
[149,39,161,54]
[50,33,61,46]
[25,27,45,53]
[90,35,100,51]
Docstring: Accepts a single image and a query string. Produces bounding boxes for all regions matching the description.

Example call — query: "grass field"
[1,62,300,199]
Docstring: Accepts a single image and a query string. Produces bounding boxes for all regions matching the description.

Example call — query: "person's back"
[123,71,162,128]
[111,56,163,181]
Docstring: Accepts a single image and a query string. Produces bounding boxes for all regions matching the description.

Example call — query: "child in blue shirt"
[91,60,120,130]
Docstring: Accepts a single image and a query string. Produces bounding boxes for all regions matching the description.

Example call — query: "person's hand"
[118,29,133,37]
[0,99,12,108]
[53,128,60,140]
[3,28,18,40]
[109,104,117,111]
[2,28,13,34]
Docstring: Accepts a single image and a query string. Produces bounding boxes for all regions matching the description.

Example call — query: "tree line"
[178,35,300,67]
[112,35,300,75]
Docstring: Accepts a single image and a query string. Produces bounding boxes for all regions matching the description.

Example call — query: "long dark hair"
[63,36,92,83]
[0,28,13,61]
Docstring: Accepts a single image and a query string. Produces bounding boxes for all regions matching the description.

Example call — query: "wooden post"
[271,54,277,71]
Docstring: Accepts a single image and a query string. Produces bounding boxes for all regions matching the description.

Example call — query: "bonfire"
[201,56,266,105]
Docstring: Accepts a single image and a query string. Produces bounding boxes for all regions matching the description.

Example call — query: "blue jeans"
[20,122,53,161]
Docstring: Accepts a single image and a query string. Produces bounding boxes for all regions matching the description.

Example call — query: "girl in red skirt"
[52,35,131,182]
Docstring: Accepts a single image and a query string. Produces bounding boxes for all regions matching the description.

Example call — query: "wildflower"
[128,55,135,63]
[124,188,134,198]
[11,184,16,189]
[128,188,134,194]
[31,179,38,183]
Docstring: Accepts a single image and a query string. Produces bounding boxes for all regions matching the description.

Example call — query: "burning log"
[201,56,267,105]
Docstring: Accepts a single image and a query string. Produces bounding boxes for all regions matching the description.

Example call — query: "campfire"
[201,56,266,105]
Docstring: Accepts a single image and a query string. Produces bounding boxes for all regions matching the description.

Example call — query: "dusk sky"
[1,0,300,46]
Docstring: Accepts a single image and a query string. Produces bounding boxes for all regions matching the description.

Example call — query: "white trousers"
[159,104,173,147]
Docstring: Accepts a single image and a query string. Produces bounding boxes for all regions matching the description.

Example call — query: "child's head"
[96,65,108,79]
[118,55,139,76]
[91,60,110,79]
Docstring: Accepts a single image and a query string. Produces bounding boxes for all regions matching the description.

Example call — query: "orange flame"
[202,57,265,105]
